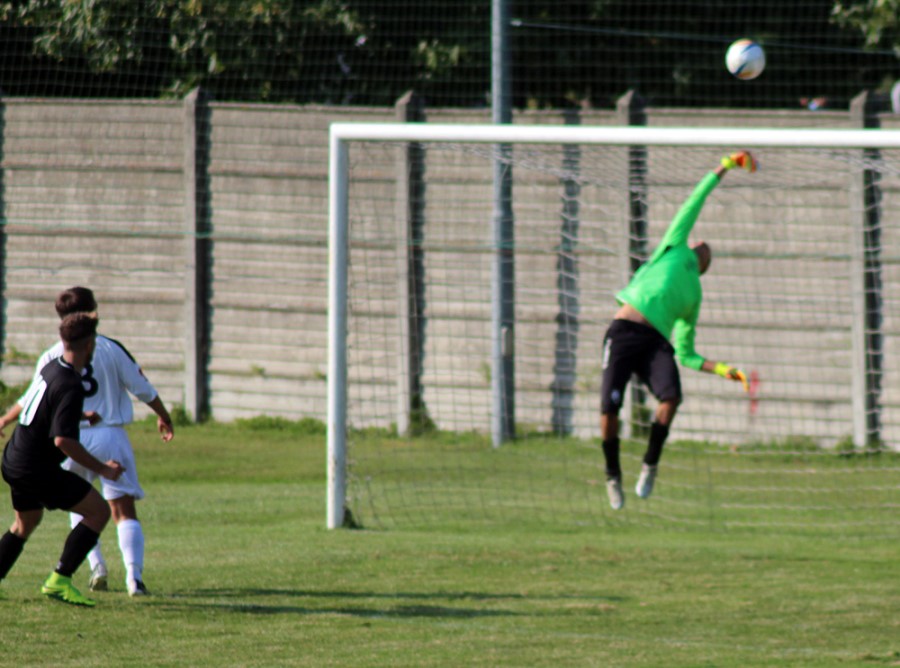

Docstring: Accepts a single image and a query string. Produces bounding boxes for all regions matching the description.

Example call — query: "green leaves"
[832,0,900,50]
[5,0,369,100]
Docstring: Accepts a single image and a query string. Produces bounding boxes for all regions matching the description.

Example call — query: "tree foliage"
[0,0,372,100]
[0,0,897,108]
[832,0,900,49]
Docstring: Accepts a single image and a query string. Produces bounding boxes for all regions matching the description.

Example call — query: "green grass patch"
[346,429,899,537]
[0,420,896,667]
[0,379,28,411]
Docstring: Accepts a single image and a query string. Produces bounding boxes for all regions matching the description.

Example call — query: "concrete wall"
[0,94,895,448]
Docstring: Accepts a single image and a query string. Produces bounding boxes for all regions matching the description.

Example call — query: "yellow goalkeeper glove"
[713,362,750,392]
[720,150,757,173]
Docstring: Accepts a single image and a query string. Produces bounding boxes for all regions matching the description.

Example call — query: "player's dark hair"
[56,286,97,318]
[59,312,98,347]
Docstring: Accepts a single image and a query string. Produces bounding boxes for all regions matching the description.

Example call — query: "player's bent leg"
[600,325,638,510]
[118,518,148,596]
[0,510,42,583]
[648,398,679,465]
[600,414,622,475]
[109,496,148,596]
[0,530,27,581]
[606,477,625,510]
[600,412,625,510]
[94,429,147,596]
[636,398,680,500]
[654,397,680,427]
[109,495,138,522]
[11,509,43,540]
[68,487,110,534]
[87,562,108,591]
[600,412,619,440]
[43,521,100,606]
[41,572,96,607]
[635,463,658,499]
[70,511,108,590]
[44,489,106,607]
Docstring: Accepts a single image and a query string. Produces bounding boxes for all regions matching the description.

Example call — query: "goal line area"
[327,123,900,535]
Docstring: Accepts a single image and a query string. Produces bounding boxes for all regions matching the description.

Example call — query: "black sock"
[602,437,621,480]
[0,531,26,581]
[55,523,99,578]
[644,422,670,466]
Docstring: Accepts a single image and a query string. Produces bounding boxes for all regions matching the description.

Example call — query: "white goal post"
[327,122,900,530]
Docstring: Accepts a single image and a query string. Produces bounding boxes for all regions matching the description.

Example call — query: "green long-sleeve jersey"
[615,171,720,370]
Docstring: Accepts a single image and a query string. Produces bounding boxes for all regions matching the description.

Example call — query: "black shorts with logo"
[600,319,682,415]
[2,462,93,512]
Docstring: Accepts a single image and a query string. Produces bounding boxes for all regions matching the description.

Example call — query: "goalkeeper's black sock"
[602,437,621,480]
[0,530,26,581]
[644,422,670,466]
[55,523,99,578]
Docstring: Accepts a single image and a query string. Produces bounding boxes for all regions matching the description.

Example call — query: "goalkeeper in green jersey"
[600,150,756,510]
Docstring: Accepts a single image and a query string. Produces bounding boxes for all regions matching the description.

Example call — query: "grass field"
[0,419,897,667]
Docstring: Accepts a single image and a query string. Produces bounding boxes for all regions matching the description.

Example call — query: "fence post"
[395,91,429,435]
[0,93,6,367]
[616,90,649,439]
[183,87,212,422]
[492,0,515,445]
[550,107,582,436]
[849,91,887,448]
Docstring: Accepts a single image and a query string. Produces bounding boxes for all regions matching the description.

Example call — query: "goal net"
[328,123,900,536]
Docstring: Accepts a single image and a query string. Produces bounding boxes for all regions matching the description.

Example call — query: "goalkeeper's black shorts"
[600,318,682,415]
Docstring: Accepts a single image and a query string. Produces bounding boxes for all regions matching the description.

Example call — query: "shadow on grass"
[151,588,626,618]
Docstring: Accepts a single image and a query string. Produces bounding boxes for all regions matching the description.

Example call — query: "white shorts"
[62,425,145,501]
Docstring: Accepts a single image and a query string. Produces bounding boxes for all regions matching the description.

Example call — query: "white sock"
[70,512,107,574]
[117,519,144,583]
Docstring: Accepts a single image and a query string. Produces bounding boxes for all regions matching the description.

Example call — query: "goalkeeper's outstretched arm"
[656,149,758,253]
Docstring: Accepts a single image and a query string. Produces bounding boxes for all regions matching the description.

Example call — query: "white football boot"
[606,477,625,510]
[635,464,658,499]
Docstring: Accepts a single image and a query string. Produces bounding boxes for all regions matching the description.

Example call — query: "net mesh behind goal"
[337,133,899,535]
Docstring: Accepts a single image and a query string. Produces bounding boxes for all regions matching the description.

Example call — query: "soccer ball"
[725,39,766,80]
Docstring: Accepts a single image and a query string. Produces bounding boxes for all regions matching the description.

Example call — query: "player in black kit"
[0,313,124,606]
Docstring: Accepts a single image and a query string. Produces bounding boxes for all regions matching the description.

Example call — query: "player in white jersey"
[0,287,174,596]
